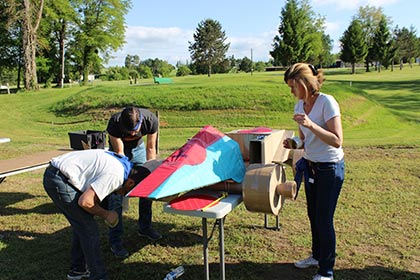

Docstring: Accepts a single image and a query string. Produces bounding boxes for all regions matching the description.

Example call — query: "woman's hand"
[293,114,313,128]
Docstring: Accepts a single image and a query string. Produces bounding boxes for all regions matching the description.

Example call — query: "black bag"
[68,130,107,150]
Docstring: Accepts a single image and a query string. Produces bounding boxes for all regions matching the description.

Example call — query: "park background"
[0,67,419,279]
[1,0,420,279]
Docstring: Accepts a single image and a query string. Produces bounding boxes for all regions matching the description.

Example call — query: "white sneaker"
[313,274,333,280]
[294,255,319,269]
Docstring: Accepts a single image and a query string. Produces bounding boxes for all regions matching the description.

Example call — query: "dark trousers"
[107,142,153,246]
[304,159,345,277]
[43,165,108,280]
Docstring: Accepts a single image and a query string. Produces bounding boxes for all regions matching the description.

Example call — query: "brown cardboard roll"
[276,180,297,199]
[205,180,243,194]
[242,163,286,215]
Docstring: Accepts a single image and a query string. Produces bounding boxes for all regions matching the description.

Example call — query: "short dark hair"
[128,165,151,186]
[120,107,141,132]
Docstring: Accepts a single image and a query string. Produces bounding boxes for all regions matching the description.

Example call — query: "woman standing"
[283,63,345,280]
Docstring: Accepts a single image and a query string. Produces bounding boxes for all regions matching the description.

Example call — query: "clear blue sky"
[107,0,420,66]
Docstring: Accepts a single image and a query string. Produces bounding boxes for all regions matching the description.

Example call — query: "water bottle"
[163,266,184,280]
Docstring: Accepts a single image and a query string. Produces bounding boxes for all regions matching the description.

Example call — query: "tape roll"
[242,163,286,215]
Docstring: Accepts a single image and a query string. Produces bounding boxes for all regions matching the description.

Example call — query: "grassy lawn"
[0,66,419,279]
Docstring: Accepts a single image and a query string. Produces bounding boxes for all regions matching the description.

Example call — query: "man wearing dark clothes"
[106,107,162,258]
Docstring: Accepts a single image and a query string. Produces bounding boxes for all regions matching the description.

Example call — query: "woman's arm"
[294,114,343,148]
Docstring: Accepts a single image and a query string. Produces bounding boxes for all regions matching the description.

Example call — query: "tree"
[4,0,45,90]
[69,0,131,85]
[311,32,334,68]
[176,65,191,77]
[188,18,230,77]
[0,0,23,88]
[340,19,368,74]
[42,0,75,87]
[394,26,418,68]
[270,0,325,67]
[239,57,253,72]
[141,58,174,77]
[125,54,140,69]
[355,5,388,72]
[137,64,153,79]
[371,16,396,71]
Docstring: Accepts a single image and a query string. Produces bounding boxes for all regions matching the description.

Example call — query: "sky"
[106,0,420,66]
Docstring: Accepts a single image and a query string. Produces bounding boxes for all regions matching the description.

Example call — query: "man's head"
[119,166,151,195]
[120,107,143,134]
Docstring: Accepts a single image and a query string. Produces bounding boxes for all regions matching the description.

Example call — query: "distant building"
[79,74,95,82]
[335,60,345,68]
[265,66,285,71]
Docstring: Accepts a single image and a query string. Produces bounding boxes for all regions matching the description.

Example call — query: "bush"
[176,65,191,76]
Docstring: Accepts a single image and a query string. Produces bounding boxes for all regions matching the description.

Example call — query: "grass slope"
[0,67,419,279]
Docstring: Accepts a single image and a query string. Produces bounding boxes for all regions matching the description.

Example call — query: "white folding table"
[163,191,242,280]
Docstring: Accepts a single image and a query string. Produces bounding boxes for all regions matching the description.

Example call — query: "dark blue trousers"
[304,159,345,277]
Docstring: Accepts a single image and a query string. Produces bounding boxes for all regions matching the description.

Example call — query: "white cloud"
[107,26,194,66]
[227,30,277,62]
[312,0,399,10]
[107,26,277,66]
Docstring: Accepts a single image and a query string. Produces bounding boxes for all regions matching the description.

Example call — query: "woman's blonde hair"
[284,63,325,97]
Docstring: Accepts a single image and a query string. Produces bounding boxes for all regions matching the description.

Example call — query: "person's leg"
[106,193,128,258]
[130,143,161,240]
[314,160,345,278]
[43,166,107,280]
[106,145,127,257]
[70,230,86,273]
[304,166,320,261]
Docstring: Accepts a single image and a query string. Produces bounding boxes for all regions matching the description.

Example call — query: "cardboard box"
[68,130,106,150]
[227,129,294,164]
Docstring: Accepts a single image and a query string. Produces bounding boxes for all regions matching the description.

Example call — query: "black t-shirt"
[107,108,158,151]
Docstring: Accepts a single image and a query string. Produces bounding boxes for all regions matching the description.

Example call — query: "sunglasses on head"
[309,64,318,76]
[129,112,143,132]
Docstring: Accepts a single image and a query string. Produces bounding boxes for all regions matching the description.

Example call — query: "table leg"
[203,217,209,280]
[218,218,225,280]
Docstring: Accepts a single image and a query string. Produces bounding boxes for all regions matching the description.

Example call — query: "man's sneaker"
[67,270,90,280]
[110,243,129,259]
[138,227,162,241]
[294,255,319,269]
[313,274,333,280]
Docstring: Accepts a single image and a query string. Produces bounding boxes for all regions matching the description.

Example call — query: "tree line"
[1,0,419,90]
[0,0,130,90]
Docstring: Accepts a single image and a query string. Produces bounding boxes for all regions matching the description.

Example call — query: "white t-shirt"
[294,93,344,163]
[50,149,124,201]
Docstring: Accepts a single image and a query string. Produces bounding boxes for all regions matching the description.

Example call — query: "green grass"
[0,67,419,279]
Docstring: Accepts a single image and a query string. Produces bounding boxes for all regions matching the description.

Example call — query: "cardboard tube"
[276,180,297,199]
[205,180,243,194]
[242,163,286,215]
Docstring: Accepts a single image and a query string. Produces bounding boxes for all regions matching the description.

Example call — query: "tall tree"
[188,18,230,77]
[125,54,140,69]
[69,0,131,85]
[23,0,44,90]
[371,16,396,71]
[340,19,368,74]
[270,0,319,66]
[0,0,23,88]
[42,0,75,87]
[394,26,418,68]
[355,5,388,72]
[4,0,44,90]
